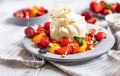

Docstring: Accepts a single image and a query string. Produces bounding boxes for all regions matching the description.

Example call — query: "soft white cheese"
[49,5,87,41]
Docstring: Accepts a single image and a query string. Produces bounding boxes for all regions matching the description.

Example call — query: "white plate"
[23,24,115,62]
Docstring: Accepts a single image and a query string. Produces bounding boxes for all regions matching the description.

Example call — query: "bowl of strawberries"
[89,1,120,18]
[23,22,115,62]
[13,5,48,26]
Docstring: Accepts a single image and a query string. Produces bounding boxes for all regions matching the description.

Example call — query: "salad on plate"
[24,5,107,57]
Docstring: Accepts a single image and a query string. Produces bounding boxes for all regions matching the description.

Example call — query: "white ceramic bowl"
[105,13,120,26]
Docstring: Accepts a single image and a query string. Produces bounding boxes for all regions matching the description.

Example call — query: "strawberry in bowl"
[89,0,120,18]
[13,5,48,26]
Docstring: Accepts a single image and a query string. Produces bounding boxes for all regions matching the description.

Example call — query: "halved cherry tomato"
[59,37,72,47]
[95,32,106,41]
[48,43,61,54]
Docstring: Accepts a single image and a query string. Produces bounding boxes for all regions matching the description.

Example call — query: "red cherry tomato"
[59,37,72,47]
[95,32,106,41]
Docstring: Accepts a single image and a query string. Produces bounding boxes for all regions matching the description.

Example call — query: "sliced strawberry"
[90,1,97,11]
[14,11,25,18]
[116,3,120,13]
[103,9,112,15]
[111,3,117,12]
[59,37,72,47]
[35,37,50,48]
[44,22,51,30]
[69,41,79,54]
[93,3,104,13]
[81,12,93,21]
[87,17,96,24]
[55,46,72,55]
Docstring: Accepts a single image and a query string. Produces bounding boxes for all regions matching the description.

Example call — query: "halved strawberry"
[59,37,72,47]
[44,22,51,30]
[81,12,93,21]
[93,3,104,13]
[87,17,96,24]
[35,37,50,48]
[116,3,120,13]
[103,9,112,15]
[55,46,72,55]
[90,1,97,11]
[111,3,117,12]
[69,41,79,54]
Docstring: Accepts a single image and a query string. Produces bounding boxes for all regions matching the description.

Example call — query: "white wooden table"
[0,0,119,76]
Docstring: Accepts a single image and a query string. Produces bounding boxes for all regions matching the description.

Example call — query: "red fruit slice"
[59,37,72,47]
[103,9,112,15]
[37,25,44,31]
[35,37,50,48]
[90,1,97,11]
[87,17,96,24]
[44,22,51,30]
[95,32,107,41]
[45,29,50,37]
[25,27,35,38]
[111,3,117,13]
[81,12,93,21]
[93,3,104,13]
[86,44,95,50]
[14,11,25,18]
[116,4,120,13]
[69,41,79,54]
[55,46,72,55]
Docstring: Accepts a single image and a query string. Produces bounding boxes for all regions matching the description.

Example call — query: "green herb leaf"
[74,36,84,46]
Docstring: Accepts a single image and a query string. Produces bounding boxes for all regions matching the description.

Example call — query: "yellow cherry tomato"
[48,43,61,54]
[30,7,38,17]
[79,41,87,53]
[33,33,46,42]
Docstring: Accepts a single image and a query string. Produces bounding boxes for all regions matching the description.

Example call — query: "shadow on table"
[0,60,30,69]
[5,17,26,26]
